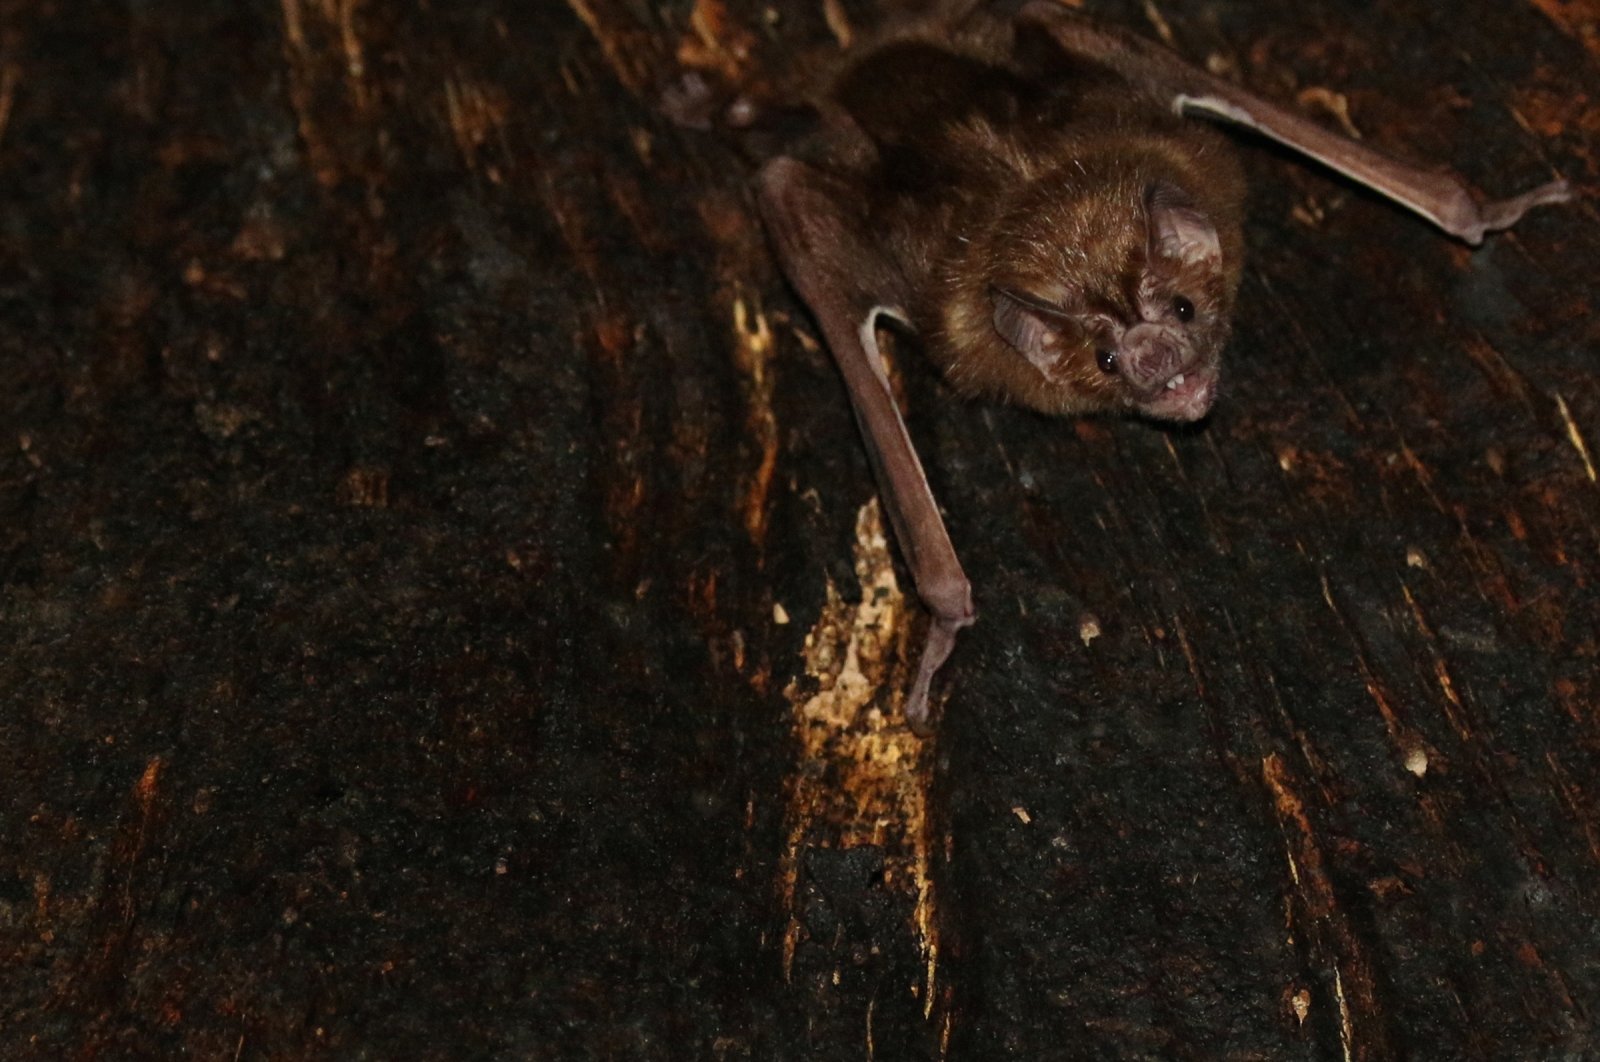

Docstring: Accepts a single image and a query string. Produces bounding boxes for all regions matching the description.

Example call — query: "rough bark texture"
[1,1,1596,1058]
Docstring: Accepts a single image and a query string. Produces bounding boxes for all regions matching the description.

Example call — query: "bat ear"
[1146,181,1221,267]
[991,286,1077,376]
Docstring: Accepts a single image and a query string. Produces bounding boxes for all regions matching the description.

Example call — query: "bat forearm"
[760,159,976,731]
[1020,1,1572,245]
[1174,94,1571,246]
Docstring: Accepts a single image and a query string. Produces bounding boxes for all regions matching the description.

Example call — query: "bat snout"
[1118,324,1189,396]
[1135,359,1220,423]
[1116,325,1219,421]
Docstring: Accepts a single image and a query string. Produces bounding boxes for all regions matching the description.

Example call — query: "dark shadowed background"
[1,1,1596,1057]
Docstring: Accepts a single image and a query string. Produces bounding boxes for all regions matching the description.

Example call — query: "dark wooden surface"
[2,1,1596,1057]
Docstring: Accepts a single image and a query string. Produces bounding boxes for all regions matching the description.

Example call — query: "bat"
[752,0,1573,732]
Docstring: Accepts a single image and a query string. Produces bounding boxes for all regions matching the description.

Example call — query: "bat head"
[984,177,1238,423]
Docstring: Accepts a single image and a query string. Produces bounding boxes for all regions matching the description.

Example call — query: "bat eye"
[1172,296,1195,323]
[1096,348,1118,374]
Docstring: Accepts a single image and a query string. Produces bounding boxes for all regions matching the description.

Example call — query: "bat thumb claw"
[903,613,971,736]
[903,664,940,738]
[1475,178,1575,242]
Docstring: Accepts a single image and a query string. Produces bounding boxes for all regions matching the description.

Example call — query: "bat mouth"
[1135,361,1219,423]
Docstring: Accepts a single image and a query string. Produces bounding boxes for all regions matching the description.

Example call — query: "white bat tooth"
[1166,373,1186,390]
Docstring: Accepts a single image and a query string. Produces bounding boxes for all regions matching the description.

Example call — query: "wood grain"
[0,1,1593,1057]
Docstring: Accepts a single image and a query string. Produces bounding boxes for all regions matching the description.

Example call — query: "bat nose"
[1118,324,1186,393]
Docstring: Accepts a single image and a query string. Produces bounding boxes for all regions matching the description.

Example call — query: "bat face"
[984,175,1236,423]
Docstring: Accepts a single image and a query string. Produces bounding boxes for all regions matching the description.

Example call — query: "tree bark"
[1,1,1595,1057]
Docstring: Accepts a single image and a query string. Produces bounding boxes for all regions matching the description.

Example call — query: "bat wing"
[1015,1,1572,245]
[759,156,976,732]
